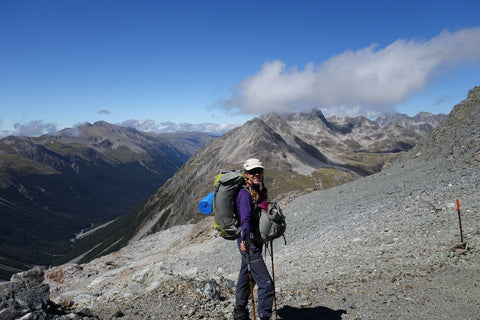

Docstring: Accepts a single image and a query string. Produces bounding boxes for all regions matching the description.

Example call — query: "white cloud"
[220,27,480,117]
[13,120,57,137]
[62,126,81,137]
[122,119,157,131]
[121,119,238,134]
[0,119,237,138]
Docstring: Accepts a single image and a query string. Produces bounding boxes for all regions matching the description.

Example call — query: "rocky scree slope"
[36,89,479,320]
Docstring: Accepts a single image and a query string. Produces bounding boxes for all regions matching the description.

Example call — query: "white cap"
[243,158,264,171]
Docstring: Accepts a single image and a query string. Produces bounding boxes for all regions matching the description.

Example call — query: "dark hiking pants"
[235,240,274,320]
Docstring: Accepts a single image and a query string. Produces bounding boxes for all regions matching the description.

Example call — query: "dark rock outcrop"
[0,266,98,320]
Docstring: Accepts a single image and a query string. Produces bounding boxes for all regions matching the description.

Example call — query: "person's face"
[246,168,263,186]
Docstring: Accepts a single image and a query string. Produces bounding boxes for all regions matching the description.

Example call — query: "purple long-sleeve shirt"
[236,188,253,241]
[236,185,265,242]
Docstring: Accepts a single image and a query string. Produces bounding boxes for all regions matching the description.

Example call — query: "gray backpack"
[213,171,244,240]
[258,202,286,243]
[212,171,286,243]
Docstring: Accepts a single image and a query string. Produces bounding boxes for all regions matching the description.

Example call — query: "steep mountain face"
[0,122,214,280]
[399,86,480,167]
[108,111,442,248]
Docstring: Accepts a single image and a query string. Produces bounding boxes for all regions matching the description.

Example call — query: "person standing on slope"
[233,158,275,320]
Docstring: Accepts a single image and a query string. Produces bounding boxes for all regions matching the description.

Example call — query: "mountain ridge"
[0,111,446,280]
[0,122,215,280]
[95,110,445,252]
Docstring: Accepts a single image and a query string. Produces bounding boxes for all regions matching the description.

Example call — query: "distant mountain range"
[0,121,215,280]
[0,112,446,280]
[59,111,445,267]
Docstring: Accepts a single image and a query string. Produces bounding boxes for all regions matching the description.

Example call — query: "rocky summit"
[1,87,479,320]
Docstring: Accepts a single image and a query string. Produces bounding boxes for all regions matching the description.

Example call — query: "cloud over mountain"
[0,119,237,138]
[121,119,238,134]
[219,27,480,117]
[12,120,58,137]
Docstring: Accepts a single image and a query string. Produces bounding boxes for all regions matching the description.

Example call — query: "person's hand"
[240,240,249,252]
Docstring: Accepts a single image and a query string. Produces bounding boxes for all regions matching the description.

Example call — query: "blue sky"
[1,0,479,137]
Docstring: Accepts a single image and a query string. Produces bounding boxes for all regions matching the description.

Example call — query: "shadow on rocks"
[277,305,347,320]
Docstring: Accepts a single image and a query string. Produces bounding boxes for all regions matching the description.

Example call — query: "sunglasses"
[247,168,263,175]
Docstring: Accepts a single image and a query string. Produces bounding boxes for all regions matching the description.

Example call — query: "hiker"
[233,158,275,320]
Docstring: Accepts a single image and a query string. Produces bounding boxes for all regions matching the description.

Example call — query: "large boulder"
[0,266,49,319]
[0,266,100,319]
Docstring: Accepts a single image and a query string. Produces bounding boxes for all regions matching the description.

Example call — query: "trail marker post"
[456,199,464,243]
